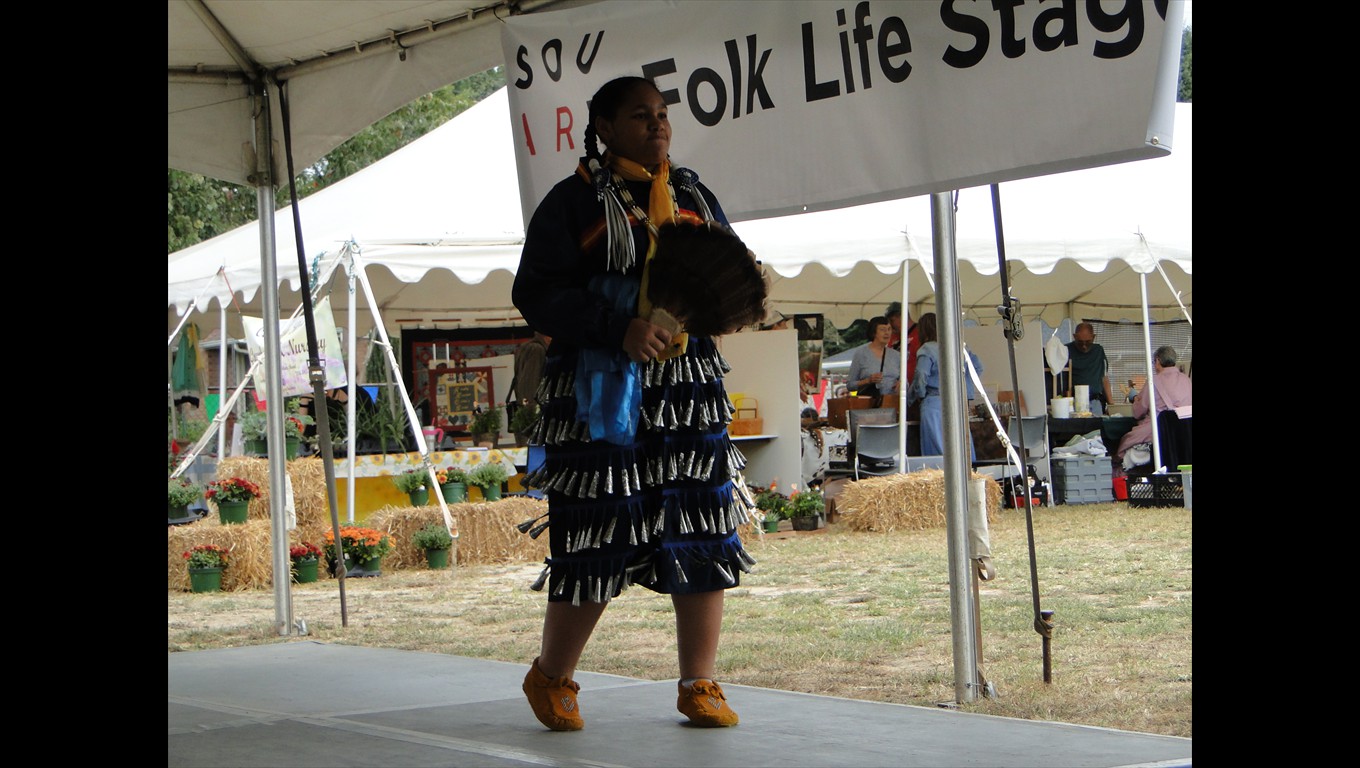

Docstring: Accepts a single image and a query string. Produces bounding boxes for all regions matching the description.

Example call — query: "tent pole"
[218,300,228,460]
[930,191,979,704]
[348,245,458,538]
[250,79,296,639]
[1141,272,1161,470]
[346,256,358,524]
[897,257,908,472]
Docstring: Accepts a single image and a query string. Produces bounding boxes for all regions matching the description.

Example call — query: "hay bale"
[369,496,550,568]
[212,456,331,537]
[837,471,1001,532]
[168,518,277,592]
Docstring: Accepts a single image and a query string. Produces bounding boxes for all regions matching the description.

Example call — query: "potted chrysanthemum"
[182,544,230,593]
[205,477,261,525]
[468,462,508,501]
[411,524,455,570]
[168,478,204,521]
[323,525,395,577]
[437,466,469,503]
[289,541,324,584]
[753,483,788,533]
[392,469,431,506]
[786,485,825,531]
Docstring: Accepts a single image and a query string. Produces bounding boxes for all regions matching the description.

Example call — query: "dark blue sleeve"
[512,179,634,351]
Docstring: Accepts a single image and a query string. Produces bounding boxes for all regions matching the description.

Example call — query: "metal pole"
[346,262,358,523]
[1140,272,1161,470]
[251,80,294,638]
[898,256,909,472]
[218,301,228,460]
[931,191,979,703]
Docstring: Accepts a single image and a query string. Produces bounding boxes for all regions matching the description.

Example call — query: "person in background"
[848,316,900,403]
[906,312,984,460]
[1115,346,1193,472]
[884,301,920,381]
[1066,322,1114,414]
[510,75,762,733]
[511,331,552,410]
[298,386,377,450]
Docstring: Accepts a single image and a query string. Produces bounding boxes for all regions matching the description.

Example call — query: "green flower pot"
[245,436,299,459]
[440,482,467,503]
[424,548,451,570]
[480,484,502,501]
[408,487,430,506]
[169,503,189,521]
[292,559,319,584]
[762,518,781,533]
[188,566,223,593]
[217,500,249,525]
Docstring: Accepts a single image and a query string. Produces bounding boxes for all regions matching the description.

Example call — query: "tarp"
[169,93,1190,334]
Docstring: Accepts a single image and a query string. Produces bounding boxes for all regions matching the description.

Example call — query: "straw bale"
[212,457,332,539]
[368,497,550,568]
[167,517,277,592]
[836,471,1001,533]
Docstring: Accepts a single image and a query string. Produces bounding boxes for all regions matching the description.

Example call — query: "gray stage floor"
[168,642,1190,767]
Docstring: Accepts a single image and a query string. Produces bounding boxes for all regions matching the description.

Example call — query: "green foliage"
[412,523,454,552]
[467,463,508,490]
[1177,27,1192,103]
[508,402,540,433]
[392,469,429,493]
[468,405,503,436]
[167,170,258,252]
[169,479,204,508]
[754,485,789,521]
[183,544,229,569]
[786,487,825,518]
[175,418,210,444]
[235,399,313,441]
[441,466,470,485]
[168,68,506,254]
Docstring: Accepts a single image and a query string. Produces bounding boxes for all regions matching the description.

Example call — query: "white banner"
[241,296,348,398]
[501,0,1183,225]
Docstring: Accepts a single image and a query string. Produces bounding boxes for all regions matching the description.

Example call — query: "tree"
[168,67,505,253]
[1178,27,1192,103]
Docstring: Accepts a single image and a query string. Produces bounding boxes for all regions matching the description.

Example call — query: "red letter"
[519,113,537,155]
[556,106,575,152]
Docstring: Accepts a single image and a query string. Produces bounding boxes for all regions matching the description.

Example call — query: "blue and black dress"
[511,160,756,606]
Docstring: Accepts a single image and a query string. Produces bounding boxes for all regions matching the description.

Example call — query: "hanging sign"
[241,296,348,398]
[502,0,1184,224]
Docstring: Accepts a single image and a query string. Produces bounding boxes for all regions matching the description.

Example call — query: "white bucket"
[1050,397,1073,419]
[1073,385,1090,414]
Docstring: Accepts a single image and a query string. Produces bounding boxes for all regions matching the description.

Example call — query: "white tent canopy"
[740,103,1191,327]
[169,97,1190,335]
[168,87,527,337]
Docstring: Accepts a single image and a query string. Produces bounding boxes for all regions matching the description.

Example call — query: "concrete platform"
[168,642,1191,767]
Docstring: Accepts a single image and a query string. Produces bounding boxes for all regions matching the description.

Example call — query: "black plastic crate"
[1127,473,1183,508]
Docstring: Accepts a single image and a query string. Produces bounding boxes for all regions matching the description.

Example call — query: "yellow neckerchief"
[606,152,675,319]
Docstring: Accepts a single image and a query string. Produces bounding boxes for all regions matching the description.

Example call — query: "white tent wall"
[170,99,1191,339]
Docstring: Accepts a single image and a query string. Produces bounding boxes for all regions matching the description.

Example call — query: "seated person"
[1115,346,1193,474]
[299,385,378,447]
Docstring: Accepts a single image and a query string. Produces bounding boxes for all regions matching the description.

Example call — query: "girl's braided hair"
[583,76,663,166]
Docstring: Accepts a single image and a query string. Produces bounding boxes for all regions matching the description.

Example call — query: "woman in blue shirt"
[906,313,983,459]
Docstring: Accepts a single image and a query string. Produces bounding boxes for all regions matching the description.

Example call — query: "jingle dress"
[511,158,757,606]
